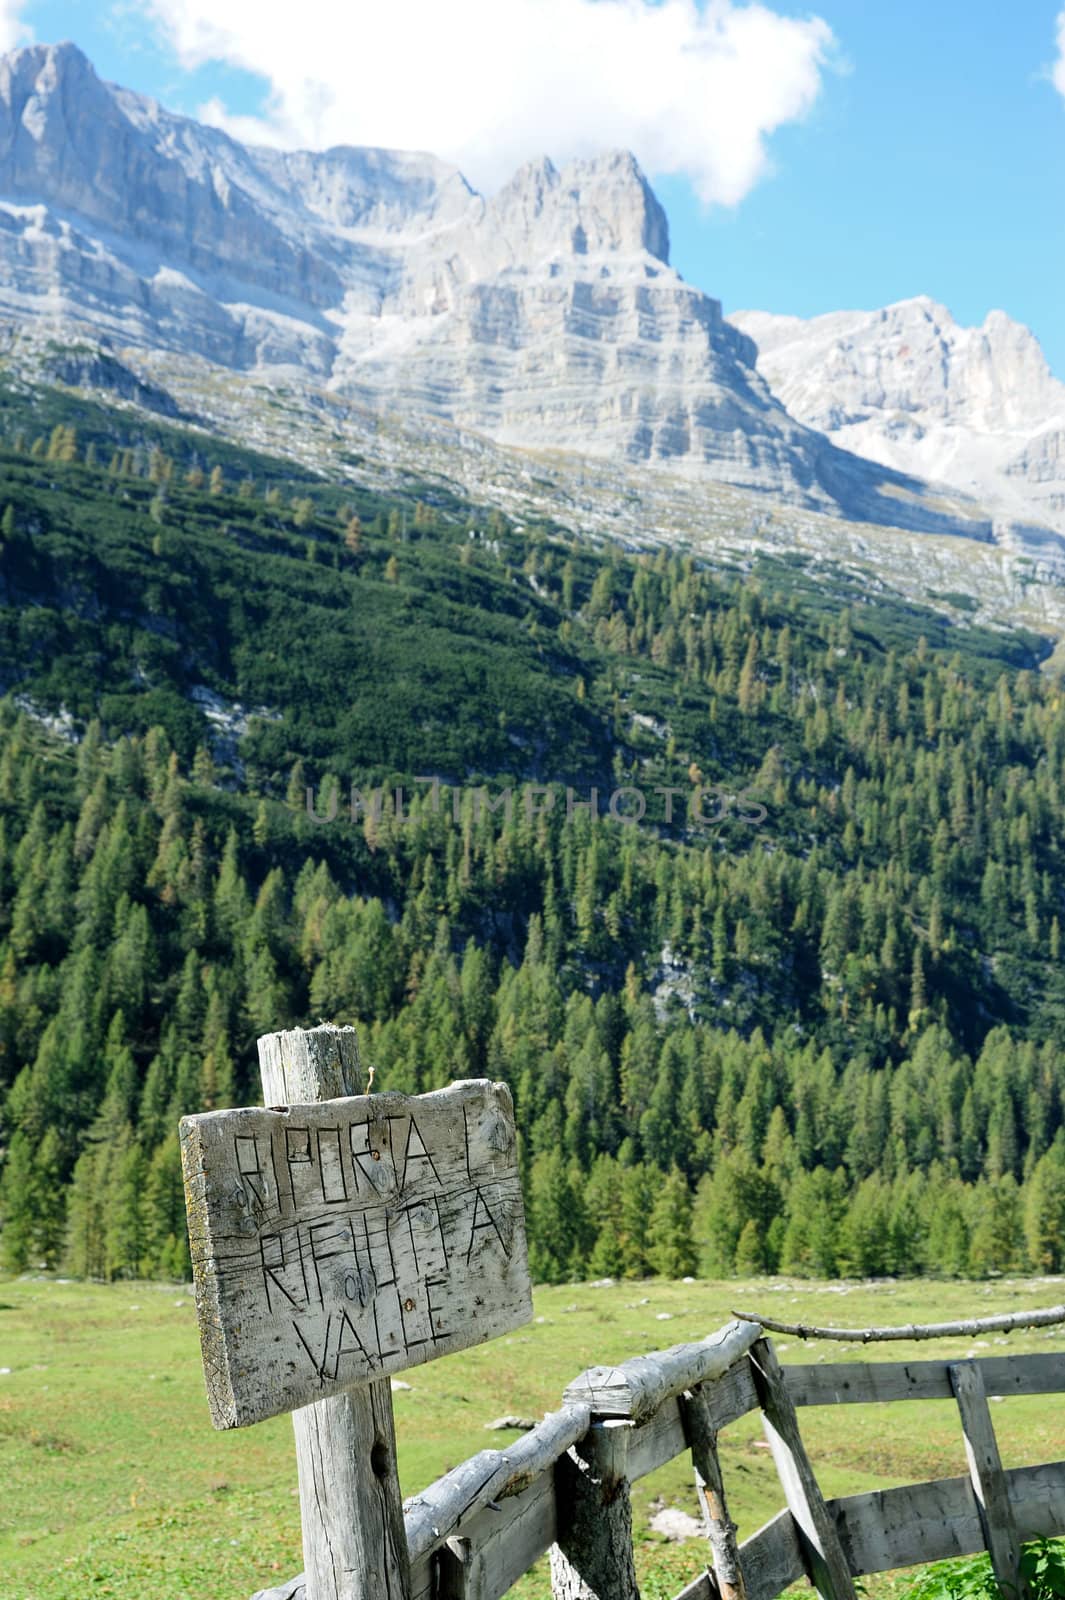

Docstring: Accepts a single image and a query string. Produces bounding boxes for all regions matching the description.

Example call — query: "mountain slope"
[3,388,1065,1322]
[732,297,1065,537]
[5,383,1047,786]
[0,40,1001,542]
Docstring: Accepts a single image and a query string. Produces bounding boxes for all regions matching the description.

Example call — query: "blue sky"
[663,1,1065,372]
[9,0,1065,375]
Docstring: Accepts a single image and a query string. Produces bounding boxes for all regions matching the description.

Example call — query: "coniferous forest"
[2,383,1065,1286]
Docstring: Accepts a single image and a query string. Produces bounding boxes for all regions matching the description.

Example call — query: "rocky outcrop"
[0,41,1021,541]
[732,297,1065,533]
[37,346,183,415]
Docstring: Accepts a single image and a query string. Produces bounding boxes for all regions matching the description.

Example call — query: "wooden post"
[431,1538,472,1600]
[680,1384,748,1600]
[258,1025,411,1600]
[748,1338,856,1600]
[949,1361,1027,1600]
[550,1418,641,1600]
[183,1041,531,1600]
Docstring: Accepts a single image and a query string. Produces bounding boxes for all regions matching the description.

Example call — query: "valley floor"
[2,1274,1063,1600]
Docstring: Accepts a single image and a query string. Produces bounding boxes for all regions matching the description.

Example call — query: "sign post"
[180,1024,532,1600]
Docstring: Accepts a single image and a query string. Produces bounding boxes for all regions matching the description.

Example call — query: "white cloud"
[0,0,31,54]
[142,0,835,204]
[1054,10,1065,99]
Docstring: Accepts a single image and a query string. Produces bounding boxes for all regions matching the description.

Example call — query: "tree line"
[1,409,1064,1283]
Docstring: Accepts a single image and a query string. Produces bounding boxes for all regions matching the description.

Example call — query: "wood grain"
[256,1026,411,1600]
[681,1384,747,1600]
[734,1307,1065,1343]
[828,1461,1065,1575]
[748,1338,856,1600]
[785,1353,1065,1409]
[735,1510,806,1600]
[550,1420,640,1599]
[404,1403,590,1564]
[182,1071,531,1427]
[950,1362,1025,1598]
[563,1319,762,1424]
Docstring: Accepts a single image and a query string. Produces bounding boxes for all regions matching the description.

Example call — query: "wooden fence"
[253,1319,1065,1600]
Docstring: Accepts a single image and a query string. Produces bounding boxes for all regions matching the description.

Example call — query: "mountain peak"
[883,294,954,326]
[981,306,1041,346]
[0,40,1053,543]
[1,38,98,85]
[731,295,1065,535]
[561,149,669,264]
[491,146,668,264]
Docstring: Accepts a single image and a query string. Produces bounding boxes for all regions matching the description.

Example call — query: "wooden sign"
[180,1078,531,1429]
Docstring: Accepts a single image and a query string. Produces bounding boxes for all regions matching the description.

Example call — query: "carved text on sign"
[181,1080,531,1428]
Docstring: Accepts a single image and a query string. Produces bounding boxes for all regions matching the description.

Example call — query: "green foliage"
[1,383,1065,1279]
[647,1166,697,1277]
[907,1541,1065,1600]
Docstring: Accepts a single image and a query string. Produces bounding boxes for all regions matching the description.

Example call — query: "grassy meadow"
[2,1275,1064,1600]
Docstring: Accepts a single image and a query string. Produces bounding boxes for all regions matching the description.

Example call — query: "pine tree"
[63,1146,108,1278]
[585,1155,625,1277]
[733,1218,765,1275]
[909,942,927,1021]
[252,800,271,849]
[968,1176,1021,1276]
[0,1131,36,1270]
[647,1167,696,1277]
[618,1163,656,1277]
[32,1127,67,1268]
[142,1134,191,1279]
[213,828,250,944]
[104,1126,147,1280]
[1024,1137,1065,1271]
[527,1149,581,1282]
[737,635,760,715]
[838,1176,892,1276]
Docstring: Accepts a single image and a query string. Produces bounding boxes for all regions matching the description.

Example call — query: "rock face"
[0,40,1019,541]
[732,298,1065,534]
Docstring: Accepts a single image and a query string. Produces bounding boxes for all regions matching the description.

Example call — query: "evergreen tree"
[647,1167,697,1277]
[527,1149,582,1283]
[0,1131,36,1270]
[64,1146,108,1279]
[1024,1136,1065,1271]
[104,1126,148,1280]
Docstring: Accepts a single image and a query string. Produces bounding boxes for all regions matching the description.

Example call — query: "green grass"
[2,1275,1064,1600]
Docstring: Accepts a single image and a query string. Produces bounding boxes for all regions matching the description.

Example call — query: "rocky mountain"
[731,298,1065,537]
[0,39,1001,543]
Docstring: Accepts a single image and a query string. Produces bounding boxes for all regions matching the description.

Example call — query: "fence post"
[748,1338,856,1600]
[432,1538,472,1599]
[549,1418,641,1600]
[950,1362,1027,1600]
[680,1384,748,1600]
[258,1025,412,1600]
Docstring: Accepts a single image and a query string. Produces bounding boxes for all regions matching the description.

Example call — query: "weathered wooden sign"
[180,1078,531,1429]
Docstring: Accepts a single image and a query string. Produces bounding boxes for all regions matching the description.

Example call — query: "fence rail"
[253,1327,1065,1600]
